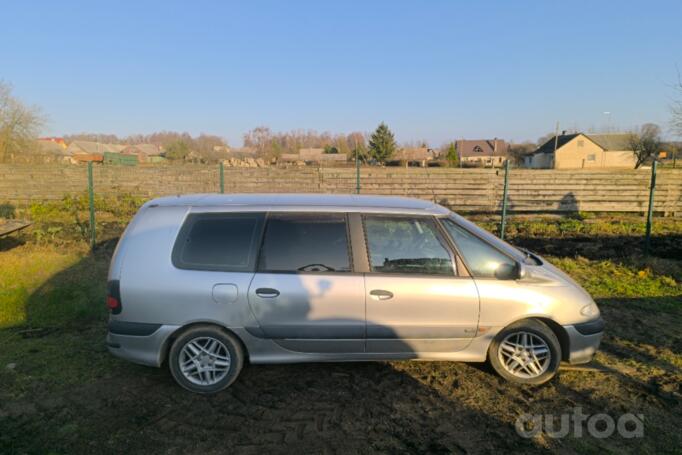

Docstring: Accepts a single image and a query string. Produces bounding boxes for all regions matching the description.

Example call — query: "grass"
[552,256,681,300]
[0,243,107,328]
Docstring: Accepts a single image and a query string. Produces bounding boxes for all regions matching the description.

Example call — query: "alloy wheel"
[497,331,551,379]
[179,336,231,386]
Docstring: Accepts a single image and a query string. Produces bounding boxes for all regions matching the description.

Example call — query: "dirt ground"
[2,296,681,453]
[1,218,681,454]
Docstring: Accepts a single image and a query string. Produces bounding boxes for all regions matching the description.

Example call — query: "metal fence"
[71,160,669,254]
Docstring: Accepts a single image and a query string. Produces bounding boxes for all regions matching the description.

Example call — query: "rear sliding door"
[247,213,365,353]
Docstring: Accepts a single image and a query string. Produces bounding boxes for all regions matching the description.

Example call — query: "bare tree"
[508,142,536,165]
[628,123,662,169]
[671,72,682,144]
[0,81,44,161]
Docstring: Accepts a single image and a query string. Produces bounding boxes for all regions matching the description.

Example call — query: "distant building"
[456,139,510,167]
[295,148,347,162]
[524,133,636,169]
[38,137,67,148]
[36,139,69,155]
[66,140,125,156]
[120,144,163,162]
[389,147,438,166]
[298,148,326,160]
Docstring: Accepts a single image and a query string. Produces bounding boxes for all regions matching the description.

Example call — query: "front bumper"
[563,317,605,364]
[107,322,179,367]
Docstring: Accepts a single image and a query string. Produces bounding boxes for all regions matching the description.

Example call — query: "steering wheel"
[297,263,335,272]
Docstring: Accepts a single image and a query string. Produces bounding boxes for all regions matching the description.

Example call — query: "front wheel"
[169,325,244,394]
[488,319,561,385]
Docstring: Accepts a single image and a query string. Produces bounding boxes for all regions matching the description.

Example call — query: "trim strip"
[573,317,605,335]
[108,321,162,336]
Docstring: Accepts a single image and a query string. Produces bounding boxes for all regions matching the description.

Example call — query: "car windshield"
[446,212,540,265]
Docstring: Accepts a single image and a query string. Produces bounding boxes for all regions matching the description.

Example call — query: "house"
[36,139,69,155]
[66,140,126,156]
[297,148,347,162]
[38,137,67,148]
[388,147,438,167]
[120,144,163,163]
[298,148,326,160]
[456,139,510,167]
[524,133,636,169]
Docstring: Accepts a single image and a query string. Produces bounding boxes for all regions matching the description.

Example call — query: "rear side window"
[363,216,454,276]
[173,213,265,272]
[258,213,351,273]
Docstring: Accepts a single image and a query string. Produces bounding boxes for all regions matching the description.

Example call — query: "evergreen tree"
[368,122,397,164]
[446,142,459,167]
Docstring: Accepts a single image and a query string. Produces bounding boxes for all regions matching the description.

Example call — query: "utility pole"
[553,121,559,153]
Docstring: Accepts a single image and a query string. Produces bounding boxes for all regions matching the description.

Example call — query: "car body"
[106,193,604,392]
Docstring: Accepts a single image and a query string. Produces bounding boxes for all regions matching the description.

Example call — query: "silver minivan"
[106,194,603,393]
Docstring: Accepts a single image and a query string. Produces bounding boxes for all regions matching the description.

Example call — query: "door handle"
[369,289,394,300]
[255,288,280,298]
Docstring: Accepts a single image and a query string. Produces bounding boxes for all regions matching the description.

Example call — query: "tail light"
[106,280,122,314]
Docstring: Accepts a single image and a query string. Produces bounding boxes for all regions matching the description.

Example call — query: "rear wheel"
[169,325,244,394]
[488,319,561,385]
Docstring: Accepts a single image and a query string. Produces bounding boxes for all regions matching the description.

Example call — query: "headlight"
[580,303,600,318]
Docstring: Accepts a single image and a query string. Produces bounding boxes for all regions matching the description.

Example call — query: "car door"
[362,215,480,353]
[247,212,366,353]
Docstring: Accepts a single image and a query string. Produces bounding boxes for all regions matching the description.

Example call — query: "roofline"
[144,193,451,216]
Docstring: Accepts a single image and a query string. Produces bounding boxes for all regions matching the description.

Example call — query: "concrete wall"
[1,164,681,214]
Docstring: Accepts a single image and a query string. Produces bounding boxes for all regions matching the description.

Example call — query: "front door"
[247,212,365,353]
[362,215,480,353]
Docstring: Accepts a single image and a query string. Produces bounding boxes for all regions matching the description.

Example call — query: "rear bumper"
[563,317,604,364]
[107,323,180,367]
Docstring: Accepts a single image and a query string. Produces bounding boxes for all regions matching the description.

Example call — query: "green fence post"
[499,159,510,239]
[644,160,657,256]
[219,162,225,194]
[87,161,96,250]
[355,154,360,194]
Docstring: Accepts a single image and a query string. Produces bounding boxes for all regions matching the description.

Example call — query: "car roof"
[146,193,451,215]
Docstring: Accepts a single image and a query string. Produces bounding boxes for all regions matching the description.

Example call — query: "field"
[1,207,681,454]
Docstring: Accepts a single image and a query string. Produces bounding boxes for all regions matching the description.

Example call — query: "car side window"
[363,216,455,276]
[173,212,265,272]
[441,219,517,279]
[258,213,351,273]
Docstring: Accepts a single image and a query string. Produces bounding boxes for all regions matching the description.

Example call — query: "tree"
[508,142,536,166]
[368,122,396,164]
[323,144,338,154]
[164,140,190,160]
[628,123,662,168]
[350,144,368,163]
[671,73,682,166]
[0,81,43,161]
[445,142,458,167]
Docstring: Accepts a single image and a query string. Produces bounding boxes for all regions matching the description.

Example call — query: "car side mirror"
[494,262,520,280]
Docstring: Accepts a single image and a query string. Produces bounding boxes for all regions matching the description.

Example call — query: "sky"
[2,0,681,146]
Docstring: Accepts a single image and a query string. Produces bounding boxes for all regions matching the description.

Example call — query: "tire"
[488,319,561,385]
[169,325,244,394]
